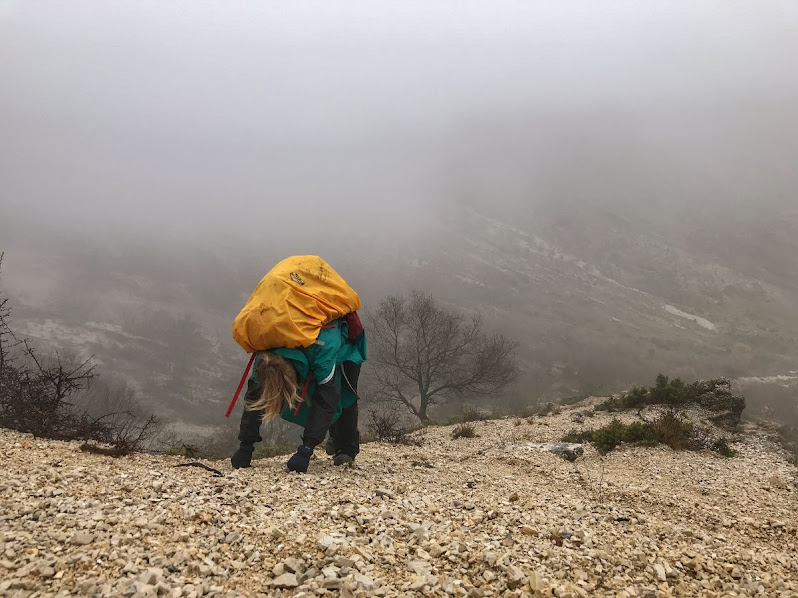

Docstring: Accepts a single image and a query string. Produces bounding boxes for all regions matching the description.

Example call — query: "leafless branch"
[367,290,519,421]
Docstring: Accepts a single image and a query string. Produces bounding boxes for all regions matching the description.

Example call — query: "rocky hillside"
[1,400,796,598]
[404,206,798,397]
[4,199,798,426]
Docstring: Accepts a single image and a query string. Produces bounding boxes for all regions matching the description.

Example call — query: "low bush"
[561,428,594,444]
[0,345,158,455]
[708,437,737,458]
[594,374,745,428]
[367,409,406,442]
[564,411,732,456]
[593,419,651,453]
[451,422,477,439]
[0,255,157,455]
[365,409,424,445]
[461,406,486,422]
[649,411,694,451]
[540,402,561,417]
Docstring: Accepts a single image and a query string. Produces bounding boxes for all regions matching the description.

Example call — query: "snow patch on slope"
[736,374,798,384]
[663,305,717,331]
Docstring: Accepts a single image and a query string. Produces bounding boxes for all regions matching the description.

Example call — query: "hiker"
[231,313,366,472]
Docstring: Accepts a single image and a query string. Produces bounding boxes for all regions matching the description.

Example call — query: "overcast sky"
[1,1,797,248]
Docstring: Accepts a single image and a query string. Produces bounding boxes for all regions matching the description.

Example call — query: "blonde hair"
[245,352,300,420]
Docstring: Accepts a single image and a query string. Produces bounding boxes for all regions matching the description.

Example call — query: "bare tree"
[3,343,98,438]
[367,290,519,421]
[25,344,97,402]
[0,253,21,371]
[0,254,156,453]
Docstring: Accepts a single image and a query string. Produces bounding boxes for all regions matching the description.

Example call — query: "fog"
[1,2,797,426]
[2,2,797,243]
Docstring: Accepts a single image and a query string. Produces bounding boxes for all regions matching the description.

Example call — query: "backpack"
[232,255,361,353]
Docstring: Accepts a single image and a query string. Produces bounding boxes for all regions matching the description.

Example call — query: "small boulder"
[654,563,666,582]
[506,565,526,589]
[769,476,787,489]
[271,573,298,589]
[516,442,584,462]
[282,557,305,573]
[71,532,95,546]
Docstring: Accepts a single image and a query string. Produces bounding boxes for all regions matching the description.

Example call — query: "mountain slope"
[393,204,798,399]
[1,402,795,597]
[3,200,797,420]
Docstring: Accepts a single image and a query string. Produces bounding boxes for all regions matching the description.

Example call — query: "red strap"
[345,311,363,342]
[293,372,312,415]
[225,353,256,418]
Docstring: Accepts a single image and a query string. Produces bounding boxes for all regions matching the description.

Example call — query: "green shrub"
[564,412,729,456]
[650,411,694,450]
[590,419,652,454]
[562,428,595,444]
[626,385,652,408]
[594,375,745,428]
[708,437,737,458]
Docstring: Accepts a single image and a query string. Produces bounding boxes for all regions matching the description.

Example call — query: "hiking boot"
[324,438,336,456]
[333,453,354,467]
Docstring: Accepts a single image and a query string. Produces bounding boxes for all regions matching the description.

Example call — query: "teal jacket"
[247,318,367,427]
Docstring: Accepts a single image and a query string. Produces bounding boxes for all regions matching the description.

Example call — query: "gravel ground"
[1,400,796,598]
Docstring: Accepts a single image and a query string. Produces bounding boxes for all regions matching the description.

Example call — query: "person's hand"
[286,445,313,473]
[231,443,254,469]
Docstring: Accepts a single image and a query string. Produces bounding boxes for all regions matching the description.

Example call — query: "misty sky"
[1,1,797,248]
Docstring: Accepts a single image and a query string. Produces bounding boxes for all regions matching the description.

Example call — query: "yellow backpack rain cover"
[232,256,361,353]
